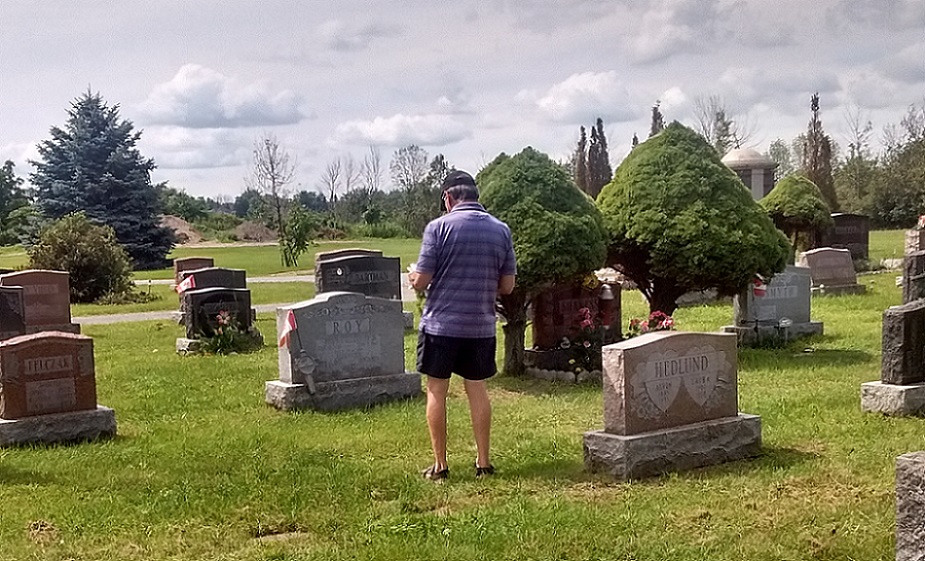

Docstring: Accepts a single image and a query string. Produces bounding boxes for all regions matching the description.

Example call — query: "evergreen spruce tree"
[649,101,666,138]
[30,91,174,269]
[587,118,612,198]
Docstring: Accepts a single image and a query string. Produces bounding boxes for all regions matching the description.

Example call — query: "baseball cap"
[441,170,477,190]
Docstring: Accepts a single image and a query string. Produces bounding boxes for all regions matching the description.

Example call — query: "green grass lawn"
[0,271,913,560]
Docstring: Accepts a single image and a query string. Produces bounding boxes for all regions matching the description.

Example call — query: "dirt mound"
[160,215,203,244]
[234,221,277,242]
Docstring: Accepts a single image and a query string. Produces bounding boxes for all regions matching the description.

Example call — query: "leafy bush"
[597,122,790,315]
[28,212,134,303]
[279,206,322,267]
[347,220,409,239]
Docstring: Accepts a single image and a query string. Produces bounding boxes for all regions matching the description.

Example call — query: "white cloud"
[826,0,925,32]
[0,142,39,169]
[332,114,470,146]
[137,64,306,128]
[318,19,400,52]
[718,66,841,111]
[139,126,252,169]
[881,41,925,84]
[525,71,638,124]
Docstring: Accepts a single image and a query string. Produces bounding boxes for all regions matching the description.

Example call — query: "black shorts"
[417,329,497,381]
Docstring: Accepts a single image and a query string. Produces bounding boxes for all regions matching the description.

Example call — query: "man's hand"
[408,263,433,293]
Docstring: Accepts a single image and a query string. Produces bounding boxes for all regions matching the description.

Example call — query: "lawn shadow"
[740,344,873,370]
[492,375,598,397]
[0,464,57,485]
[496,444,818,486]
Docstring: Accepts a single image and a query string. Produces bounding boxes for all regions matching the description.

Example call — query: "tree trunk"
[502,319,526,376]
[498,290,528,376]
[648,289,679,317]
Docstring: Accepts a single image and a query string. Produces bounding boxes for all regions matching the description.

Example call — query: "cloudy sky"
[2,0,923,199]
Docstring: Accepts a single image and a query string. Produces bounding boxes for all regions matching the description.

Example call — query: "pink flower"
[580,319,594,329]
[583,340,591,348]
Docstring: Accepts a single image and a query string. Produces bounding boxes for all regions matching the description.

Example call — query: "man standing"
[409,170,516,481]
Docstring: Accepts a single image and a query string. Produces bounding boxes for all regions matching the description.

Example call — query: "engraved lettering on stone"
[23,284,59,295]
[632,346,726,417]
[24,355,73,376]
[25,378,76,414]
[325,318,371,336]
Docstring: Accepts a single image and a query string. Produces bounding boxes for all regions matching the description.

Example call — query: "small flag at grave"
[278,309,297,348]
[752,276,766,297]
[175,275,196,293]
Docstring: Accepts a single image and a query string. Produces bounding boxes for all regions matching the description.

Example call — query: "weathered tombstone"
[0,286,26,341]
[315,248,383,264]
[905,230,925,256]
[173,256,214,284]
[797,248,866,295]
[896,451,925,561]
[0,332,116,445]
[525,283,622,382]
[266,291,420,411]
[0,270,80,334]
[583,331,761,480]
[315,253,402,301]
[860,299,925,416]
[820,213,870,261]
[722,265,823,345]
[902,251,925,304]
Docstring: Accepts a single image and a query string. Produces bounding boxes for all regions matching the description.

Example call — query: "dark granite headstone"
[181,287,253,339]
[821,213,870,260]
[881,299,925,385]
[902,251,925,305]
[896,451,925,561]
[0,332,96,419]
[315,254,402,300]
[0,286,26,341]
[178,267,247,290]
[532,284,602,349]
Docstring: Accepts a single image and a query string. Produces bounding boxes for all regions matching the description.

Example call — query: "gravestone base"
[525,366,601,383]
[402,311,414,330]
[583,414,761,481]
[860,381,925,416]
[811,284,866,296]
[721,321,823,345]
[265,372,421,411]
[896,451,925,561]
[176,338,201,354]
[0,405,116,446]
[26,323,80,335]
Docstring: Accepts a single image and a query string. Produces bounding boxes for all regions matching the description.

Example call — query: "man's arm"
[498,274,515,295]
[409,270,434,292]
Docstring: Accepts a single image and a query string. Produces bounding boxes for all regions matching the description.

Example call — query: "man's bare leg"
[464,379,492,468]
[425,376,451,470]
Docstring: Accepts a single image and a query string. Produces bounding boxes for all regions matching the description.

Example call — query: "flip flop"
[475,464,495,477]
[422,465,449,481]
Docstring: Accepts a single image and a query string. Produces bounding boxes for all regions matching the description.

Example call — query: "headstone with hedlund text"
[0,331,116,446]
[583,331,761,480]
[0,270,80,334]
[266,291,420,411]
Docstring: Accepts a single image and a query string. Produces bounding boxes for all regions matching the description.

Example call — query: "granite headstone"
[266,291,420,411]
[315,254,402,300]
[861,299,925,416]
[797,248,866,295]
[902,251,925,304]
[0,286,26,341]
[821,213,870,260]
[173,256,215,284]
[181,287,253,339]
[0,270,79,334]
[583,331,761,480]
[896,451,925,561]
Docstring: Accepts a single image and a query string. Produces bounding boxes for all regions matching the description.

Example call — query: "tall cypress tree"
[649,101,665,138]
[30,91,174,269]
[587,118,612,198]
[572,126,589,195]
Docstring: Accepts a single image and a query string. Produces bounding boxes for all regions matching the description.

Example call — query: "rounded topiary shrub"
[28,212,134,303]
[760,174,833,252]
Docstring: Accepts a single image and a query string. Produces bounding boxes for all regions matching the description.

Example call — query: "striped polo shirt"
[416,201,517,339]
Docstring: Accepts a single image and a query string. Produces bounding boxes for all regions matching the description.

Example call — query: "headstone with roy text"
[266,291,420,411]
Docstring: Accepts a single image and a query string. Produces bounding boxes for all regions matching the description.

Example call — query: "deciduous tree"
[247,132,296,232]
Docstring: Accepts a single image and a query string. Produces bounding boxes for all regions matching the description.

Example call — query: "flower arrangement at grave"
[918,215,925,230]
[198,310,263,355]
[563,306,605,376]
[624,311,676,339]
